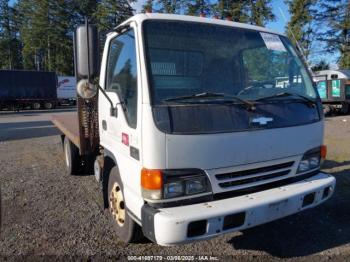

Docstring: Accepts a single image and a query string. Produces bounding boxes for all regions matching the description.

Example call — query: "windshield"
[143,20,317,105]
[143,20,320,134]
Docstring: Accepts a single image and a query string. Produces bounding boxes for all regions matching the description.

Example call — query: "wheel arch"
[102,149,118,209]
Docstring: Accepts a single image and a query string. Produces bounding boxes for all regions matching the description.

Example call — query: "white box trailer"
[57,76,77,105]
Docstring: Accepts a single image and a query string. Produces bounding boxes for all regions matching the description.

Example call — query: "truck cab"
[53,13,335,245]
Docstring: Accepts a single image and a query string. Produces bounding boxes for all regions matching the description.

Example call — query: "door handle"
[102,120,107,130]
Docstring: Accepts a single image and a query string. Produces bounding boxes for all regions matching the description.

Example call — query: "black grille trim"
[214,170,320,200]
[218,170,291,188]
[215,161,294,181]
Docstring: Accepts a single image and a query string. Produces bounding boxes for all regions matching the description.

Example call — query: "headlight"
[185,177,207,195]
[297,146,325,173]
[164,181,184,198]
[141,168,211,200]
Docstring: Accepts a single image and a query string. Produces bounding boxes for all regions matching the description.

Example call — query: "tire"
[323,105,331,116]
[32,102,41,110]
[341,102,349,114]
[107,166,143,243]
[44,102,53,109]
[63,137,81,175]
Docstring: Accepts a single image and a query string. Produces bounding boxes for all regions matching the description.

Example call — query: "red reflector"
[122,133,129,146]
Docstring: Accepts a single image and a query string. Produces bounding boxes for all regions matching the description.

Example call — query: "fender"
[102,148,142,224]
[102,148,117,209]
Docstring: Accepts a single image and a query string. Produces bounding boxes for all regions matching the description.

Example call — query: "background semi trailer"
[313,69,350,114]
[52,14,335,245]
[0,70,58,110]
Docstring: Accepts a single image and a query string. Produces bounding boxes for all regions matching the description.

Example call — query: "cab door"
[99,24,143,215]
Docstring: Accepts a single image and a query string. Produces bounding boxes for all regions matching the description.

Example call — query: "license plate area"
[246,197,296,226]
[268,199,289,217]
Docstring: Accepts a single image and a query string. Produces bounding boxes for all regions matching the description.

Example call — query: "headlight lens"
[164,174,210,199]
[185,177,207,195]
[141,169,211,200]
[298,159,310,173]
[164,181,184,198]
[297,147,322,173]
[309,156,320,168]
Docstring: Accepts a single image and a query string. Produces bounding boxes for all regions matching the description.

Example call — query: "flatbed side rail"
[51,113,80,148]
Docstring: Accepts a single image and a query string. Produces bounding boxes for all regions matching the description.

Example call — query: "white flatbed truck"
[52,13,336,246]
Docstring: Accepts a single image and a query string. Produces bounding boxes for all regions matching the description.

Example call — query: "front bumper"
[141,172,335,246]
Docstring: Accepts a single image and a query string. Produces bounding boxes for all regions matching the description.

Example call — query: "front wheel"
[108,166,143,243]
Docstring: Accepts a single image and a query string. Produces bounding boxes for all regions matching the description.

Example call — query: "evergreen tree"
[142,0,155,12]
[0,0,22,69]
[186,0,212,16]
[285,0,315,60]
[314,0,350,69]
[152,0,184,14]
[215,0,274,25]
[17,0,73,74]
[216,0,249,22]
[249,0,275,26]
[95,0,135,32]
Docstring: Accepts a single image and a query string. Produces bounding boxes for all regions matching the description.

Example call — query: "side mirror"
[74,20,99,99]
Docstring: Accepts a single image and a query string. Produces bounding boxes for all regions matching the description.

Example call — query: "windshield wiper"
[255,92,316,107]
[164,92,256,111]
[164,92,224,102]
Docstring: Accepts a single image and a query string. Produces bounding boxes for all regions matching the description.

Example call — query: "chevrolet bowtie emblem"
[251,117,274,125]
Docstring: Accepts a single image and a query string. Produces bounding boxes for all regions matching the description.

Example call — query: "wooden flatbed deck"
[51,112,80,148]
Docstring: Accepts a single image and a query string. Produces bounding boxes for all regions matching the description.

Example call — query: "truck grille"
[215,161,295,190]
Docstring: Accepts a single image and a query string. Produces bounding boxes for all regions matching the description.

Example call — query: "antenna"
[278,7,313,72]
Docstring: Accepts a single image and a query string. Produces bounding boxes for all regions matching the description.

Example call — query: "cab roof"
[121,13,285,37]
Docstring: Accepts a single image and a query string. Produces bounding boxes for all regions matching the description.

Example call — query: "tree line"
[0,0,135,75]
[0,0,349,75]
[285,0,350,70]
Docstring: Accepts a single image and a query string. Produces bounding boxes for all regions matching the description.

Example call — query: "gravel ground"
[1,110,350,261]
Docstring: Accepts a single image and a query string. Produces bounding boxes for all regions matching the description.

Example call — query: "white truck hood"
[165,121,323,170]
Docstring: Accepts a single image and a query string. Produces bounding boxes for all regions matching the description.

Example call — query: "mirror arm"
[98,85,117,117]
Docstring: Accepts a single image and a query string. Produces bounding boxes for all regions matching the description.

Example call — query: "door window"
[106,30,138,128]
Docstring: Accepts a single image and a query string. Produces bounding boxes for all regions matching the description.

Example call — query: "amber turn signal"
[141,168,163,190]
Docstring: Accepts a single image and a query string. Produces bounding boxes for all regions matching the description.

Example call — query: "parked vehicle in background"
[57,76,77,105]
[313,69,350,114]
[52,14,335,245]
[0,70,57,110]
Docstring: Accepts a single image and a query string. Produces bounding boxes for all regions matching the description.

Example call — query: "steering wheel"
[238,81,275,96]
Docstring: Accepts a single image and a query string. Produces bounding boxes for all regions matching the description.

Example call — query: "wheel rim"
[64,142,70,168]
[109,182,126,227]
